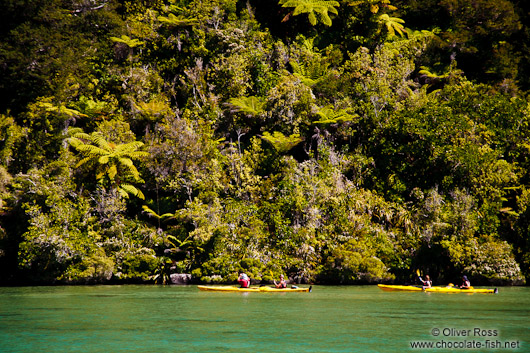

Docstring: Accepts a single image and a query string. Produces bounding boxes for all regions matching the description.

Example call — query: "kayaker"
[460,275,471,289]
[274,274,287,288]
[238,273,250,288]
[420,275,432,289]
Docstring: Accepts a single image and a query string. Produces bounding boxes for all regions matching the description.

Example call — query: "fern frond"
[118,157,134,168]
[92,133,112,151]
[120,184,145,200]
[158,13,198,27]
[107,164,118,180]
[280,0,340,26]
[110,35,145,48]
[378,14,406,37]
[67,137,84,149]
[261,131,303,153]
[75,156,93,168]
[290,60,330,86]
[76,144,107,157]
[71,132,92,141]
[313,106,358,124]
[142,205,160,219]
[125,151,150,160]
[227,96,266,116]
[96,167,108,181]
[419,66,449,80]
[98,155,110,165]
[115,141,145,153]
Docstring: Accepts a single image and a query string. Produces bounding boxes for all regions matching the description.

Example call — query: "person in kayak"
[420,275,432,289]
[238,273,250,288]
[460,275,471,289]
[274,274,287,288]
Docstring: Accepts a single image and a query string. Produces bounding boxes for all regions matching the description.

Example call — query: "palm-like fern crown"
[158,13,199,27]
[158,3,198,27]
[279,0,340,26]
[378,14,406,37]
[290,60,330,86]
[68,130,149,199]
[110,35,145,48]
[261,131,303,153]
[227,96,266,116]
[314,105,358,125]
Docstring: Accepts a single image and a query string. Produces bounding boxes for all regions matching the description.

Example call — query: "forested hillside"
[1,0,529,285]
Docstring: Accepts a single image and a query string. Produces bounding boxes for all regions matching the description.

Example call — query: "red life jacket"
[238,276,250,288]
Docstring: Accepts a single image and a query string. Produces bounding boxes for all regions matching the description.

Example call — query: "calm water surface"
[0,285,528,352]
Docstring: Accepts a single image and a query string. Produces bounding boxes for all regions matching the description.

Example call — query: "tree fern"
[261,131,303,153]
[227,96,266,116]
[142,205,174,220]
[290,60,330,87]
[36,101,87,118]
[133,100,171,118]
[347,0,397,13]
[110,35,145,48]
[279,0,340,26]
[68,129,149,198]
[419,61,463,87]
[158,13,198,27]
[378,14,406,37]
[313,105,358,125]
[119,184,145,200]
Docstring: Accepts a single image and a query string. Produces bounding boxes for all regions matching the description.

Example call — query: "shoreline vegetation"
[1,0,529,287]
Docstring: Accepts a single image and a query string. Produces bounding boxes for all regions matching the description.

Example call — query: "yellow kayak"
[198,285,312,293]
[377,284,498,294]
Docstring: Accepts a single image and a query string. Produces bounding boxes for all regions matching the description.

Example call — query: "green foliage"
[279,0,340,26]
[227,96,266,116]
[313,105,358,125]
[265,75,315,134]
[15,161,95,283]
[157,13,199,28]
[68,123,149,199]
[261,131,303,153]
[290,59,330,87]
[61,250,115,284]
[0,114,25,168]
[348,0,397,14]
[377,14,405,37]
[323,239,395,283]
[116,249,159,282]
[1,0,529,286]
[110,35,145,48]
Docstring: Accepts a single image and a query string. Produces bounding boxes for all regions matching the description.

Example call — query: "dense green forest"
[1,0,529,286]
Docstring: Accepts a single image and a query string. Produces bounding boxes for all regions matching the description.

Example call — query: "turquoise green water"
[0,285,528,352]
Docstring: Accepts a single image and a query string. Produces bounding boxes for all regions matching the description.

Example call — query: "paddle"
[416,269,423,282]
[270,270,277,288]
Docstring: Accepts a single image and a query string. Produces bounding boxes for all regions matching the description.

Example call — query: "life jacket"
[238,274,250,288]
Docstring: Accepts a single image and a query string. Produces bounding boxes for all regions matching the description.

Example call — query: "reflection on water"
[0,285,528,352]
